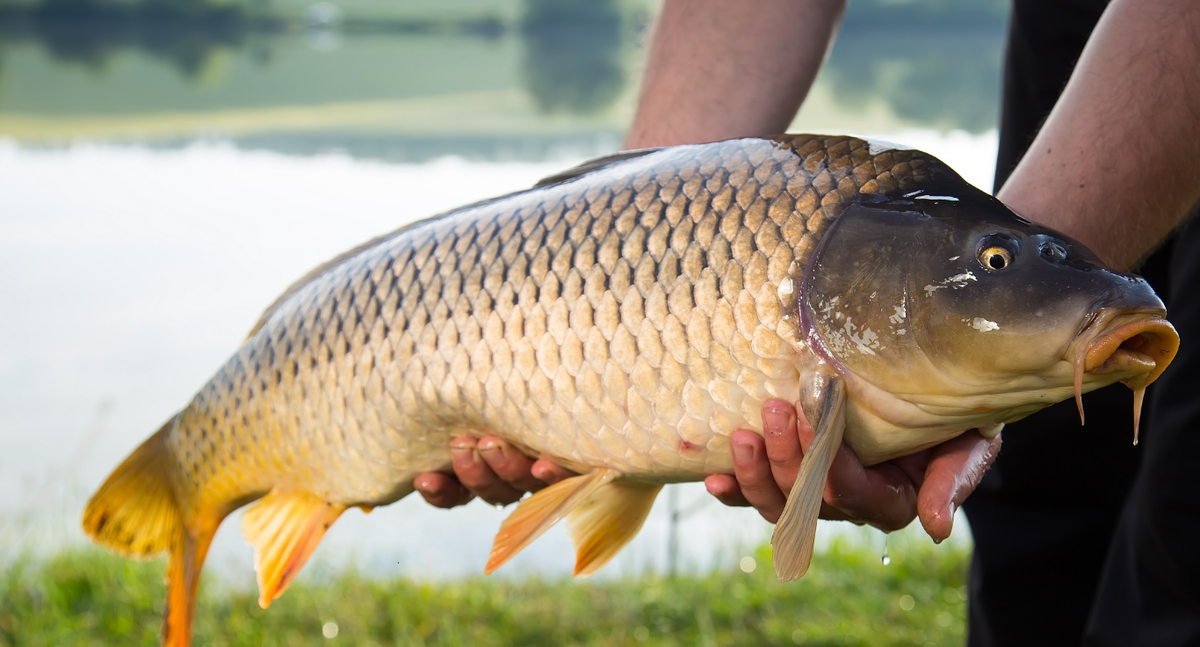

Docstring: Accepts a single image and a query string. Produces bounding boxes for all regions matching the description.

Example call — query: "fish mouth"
[1070,309,1179,443]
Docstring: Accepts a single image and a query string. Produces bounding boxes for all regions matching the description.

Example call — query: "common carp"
[83,135,1178,646]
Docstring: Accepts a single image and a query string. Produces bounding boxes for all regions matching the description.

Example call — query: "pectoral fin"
[242,490,345,608]
[567,481,662,576]
[772,375,846,581]
[485,468,619,575]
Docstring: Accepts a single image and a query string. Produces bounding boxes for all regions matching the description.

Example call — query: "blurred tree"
[824,31,1004,133]
[35,23,120,72]
[843,0,1008,28]
[140,28,239,82]
[824,0,1007,133]
[11,0,253,82]
[519,0,626,115]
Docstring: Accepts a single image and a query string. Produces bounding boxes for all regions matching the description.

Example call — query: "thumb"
[917,430,1001,542]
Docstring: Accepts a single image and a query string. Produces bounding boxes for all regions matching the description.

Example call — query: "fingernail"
[415,477,438,495]
[732,439,753,464]
[478,439,506,461]
[450,446,476,468]
[763,406,792,435]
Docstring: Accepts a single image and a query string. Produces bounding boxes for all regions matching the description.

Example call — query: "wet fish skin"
[82,134,1177,645]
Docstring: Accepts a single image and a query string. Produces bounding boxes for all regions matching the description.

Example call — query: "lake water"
[0,7,1005,581]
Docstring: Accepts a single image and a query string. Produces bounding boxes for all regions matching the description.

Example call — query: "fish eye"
[976,235,1018,271]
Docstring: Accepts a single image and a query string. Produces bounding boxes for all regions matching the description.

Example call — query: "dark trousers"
[964,1,1200,645]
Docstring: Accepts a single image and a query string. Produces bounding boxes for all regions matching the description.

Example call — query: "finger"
[891,449,933,491]
[730,429,788,523]
[449,437,526,506]
[704,474,752,507]
[827,448,918,531]
[763,401,856,523]
[530,458,577,485]
[414,472,473,508]
[760,399,805,496]
[476,435,545,492]
[796,421,918,532]
[918,430,1002,543]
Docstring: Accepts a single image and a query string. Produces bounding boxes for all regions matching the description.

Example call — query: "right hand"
[705,399,1001,542]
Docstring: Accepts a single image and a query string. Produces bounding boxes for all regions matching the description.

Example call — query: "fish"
[82,134,1179,646]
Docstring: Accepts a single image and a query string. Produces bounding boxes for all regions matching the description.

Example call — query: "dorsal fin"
[533,148,663,188]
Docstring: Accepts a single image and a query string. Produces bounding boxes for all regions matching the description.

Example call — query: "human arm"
[624,0,846,148]
[998,0,1200,270]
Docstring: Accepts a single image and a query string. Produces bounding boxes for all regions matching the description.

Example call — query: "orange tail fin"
[82,416,217,647]
[83,418,182,558]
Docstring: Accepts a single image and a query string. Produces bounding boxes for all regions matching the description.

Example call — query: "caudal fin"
[83,416,216,647]
[83,418,182,558]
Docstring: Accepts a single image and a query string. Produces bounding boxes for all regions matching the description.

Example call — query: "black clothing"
[1085,224,1200,646]
[964,1,1200,645]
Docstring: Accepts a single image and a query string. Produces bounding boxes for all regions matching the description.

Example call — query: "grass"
[0,538,968,646]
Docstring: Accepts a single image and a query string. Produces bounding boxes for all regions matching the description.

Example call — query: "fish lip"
[1072,308,1179,388]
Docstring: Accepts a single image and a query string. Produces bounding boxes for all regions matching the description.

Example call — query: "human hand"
[704,399,1000,542]
[413,437,577,508]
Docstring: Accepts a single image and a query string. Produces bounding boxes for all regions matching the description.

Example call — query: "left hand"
[413,437,576,508]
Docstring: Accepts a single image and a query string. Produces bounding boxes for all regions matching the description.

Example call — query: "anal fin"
[772,375,846,581]
[568,480,662,576]
[242,490,345,608]
[485,469,619,575]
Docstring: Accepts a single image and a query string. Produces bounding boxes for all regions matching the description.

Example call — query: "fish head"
[801,183,1178,441]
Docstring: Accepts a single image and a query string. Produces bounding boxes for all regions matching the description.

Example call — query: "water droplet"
[881,535,891,565]
[494,503,505,511]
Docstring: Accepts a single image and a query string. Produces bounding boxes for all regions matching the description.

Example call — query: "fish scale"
[162,135,933,520]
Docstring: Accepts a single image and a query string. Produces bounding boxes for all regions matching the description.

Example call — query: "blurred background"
[1,0,1006,643]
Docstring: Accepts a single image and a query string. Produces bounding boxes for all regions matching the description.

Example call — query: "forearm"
[998,0,1200,270]
[624,0,846,149]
